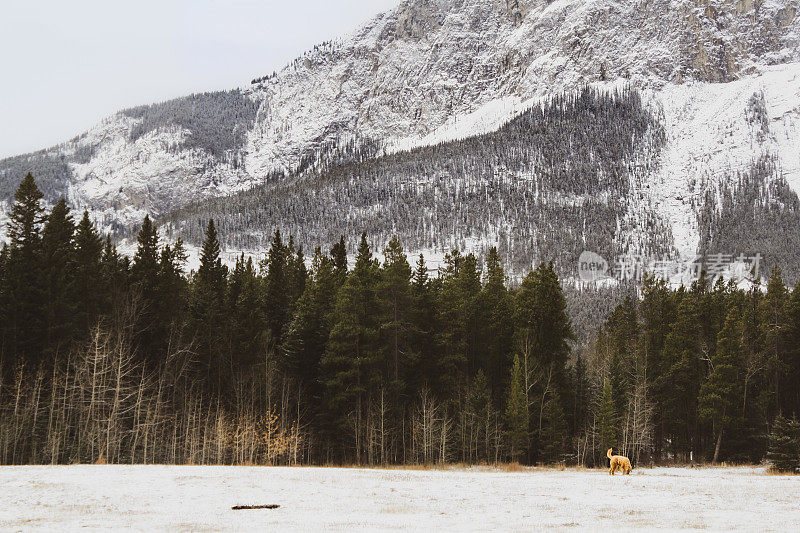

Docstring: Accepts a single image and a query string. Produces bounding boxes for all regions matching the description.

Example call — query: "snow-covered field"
[1,465,798,531]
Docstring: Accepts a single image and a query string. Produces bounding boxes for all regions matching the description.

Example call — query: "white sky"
[0,0,401,159]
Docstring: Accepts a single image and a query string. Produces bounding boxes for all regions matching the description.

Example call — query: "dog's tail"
[607,448,613,460]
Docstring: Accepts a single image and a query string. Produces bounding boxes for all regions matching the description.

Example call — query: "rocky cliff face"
[1,0,798,259]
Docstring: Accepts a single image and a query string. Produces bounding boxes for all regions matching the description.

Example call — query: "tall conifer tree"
[73,211,104,333]
[699,308,744,463]
[505,355,529,462]
[4,173,46,365]
[40,199,76,357]
[321,233,381,461]
[191,219,228,391]
[479,247,514,407]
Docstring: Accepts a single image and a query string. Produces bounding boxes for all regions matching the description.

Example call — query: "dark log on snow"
[231,505,280,510]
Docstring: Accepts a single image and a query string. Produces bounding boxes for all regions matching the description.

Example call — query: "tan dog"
[607,448,632,475]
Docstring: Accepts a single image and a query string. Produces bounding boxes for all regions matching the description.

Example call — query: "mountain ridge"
[1,0,799,272]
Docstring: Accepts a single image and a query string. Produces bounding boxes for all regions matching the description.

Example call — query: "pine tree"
[505,355,529,462]
[280,247,338,438]
[699,308,744,463]
[762,267,789,417]
[514,261,575,462]
[100,235,129,310]
[478,247,514,408]
[639,273,674,461]
[229,254,267,369]
[767,415,800,472]
[285,240,308,316]
[40,199,77,357]
[73,211,104,333]
[320,233,382,462]
[783,281,800,418]
[436,251,481,396]
[3,173,46,365]
[191,219,229,391]
[378,236,412,383]
[407,254,440,396]
[657,293,701,460]
[263,230,288,347]
[330,235,348,285]
[539,393,568,464]
[157,238,188,331]
[130,215,162,362]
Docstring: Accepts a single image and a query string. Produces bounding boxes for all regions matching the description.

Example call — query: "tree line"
[587,270,800,467]
[0,174,578,466]
[3,173,800,468]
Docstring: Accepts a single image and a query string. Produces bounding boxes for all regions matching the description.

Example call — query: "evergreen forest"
[2,174,800,469]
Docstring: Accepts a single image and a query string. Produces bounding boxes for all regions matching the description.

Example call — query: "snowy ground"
[2,465,799,531]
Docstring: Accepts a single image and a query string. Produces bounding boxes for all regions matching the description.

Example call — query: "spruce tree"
[0,243,8,364]
[479,247,514,408]
[377,236,413,459]
[263,230,288,347]
[514,261,575,381]
[191,219,229,391]
[157,238,188,330]
[100,235,129,309]
[285,240,308,316]
[783,282,800,418]
[539,393,568,464]
[762,267,789,417]
[40,199,77,357]
[330,235,348,285]
[459,253,482,377]
[407,254,440,396]
[505,355,529,462]
[657,293,701,460]
[606,297,638,422]
[3,173,46,365]
[73,211,104,333]
[570,354,590,447]
[639,273,674,461]
[320,233,381,462]
[7,173,45,250]
[699,308,744,463]
[738,287,769,459]
[436,250,481,395]
[130,215,162,362]
[280,247,337,427]
[514,261,575,461]
[229,255,266,369]
[378,236,412,383]
[131,215,160,294]
[767,415,800,472]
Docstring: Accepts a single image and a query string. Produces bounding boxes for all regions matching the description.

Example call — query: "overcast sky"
[0,0,400,159]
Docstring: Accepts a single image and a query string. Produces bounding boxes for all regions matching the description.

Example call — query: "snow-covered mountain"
[1,0,799,268]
